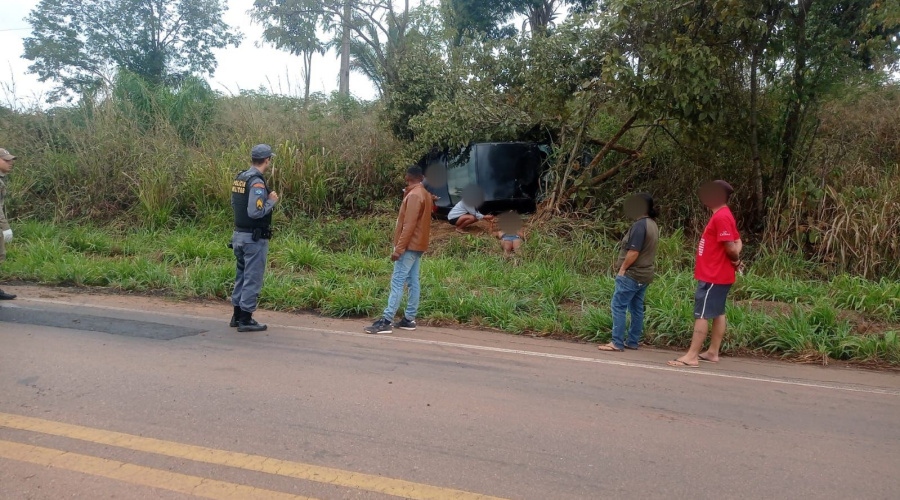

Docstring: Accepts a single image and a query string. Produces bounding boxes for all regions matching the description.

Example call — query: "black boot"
[0,289,16,300]
[229,305,241,327]
[237,310,267,332]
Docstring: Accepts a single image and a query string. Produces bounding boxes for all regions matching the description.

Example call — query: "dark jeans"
[610,275,648,349]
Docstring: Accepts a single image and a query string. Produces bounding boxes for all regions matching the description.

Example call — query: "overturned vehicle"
[419,142,549,218]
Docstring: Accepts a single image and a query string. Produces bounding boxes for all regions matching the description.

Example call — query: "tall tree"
[777,0,900,182]
[252,0,411,96]
[443,0,599,42]
[23,0,242,101]
[339,0,353,94]
[251,0,326,103]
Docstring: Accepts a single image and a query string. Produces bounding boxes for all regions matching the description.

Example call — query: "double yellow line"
[0,412,506,500]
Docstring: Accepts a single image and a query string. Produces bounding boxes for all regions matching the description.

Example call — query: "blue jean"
[610,275,648,349]
[382,250,423,321]
[232,232,269,313]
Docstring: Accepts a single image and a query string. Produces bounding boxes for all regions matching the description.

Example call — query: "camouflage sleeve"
[245,177,275,219]
[0,187,9,231]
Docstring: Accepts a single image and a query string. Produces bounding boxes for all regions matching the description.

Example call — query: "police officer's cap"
[251,144,275,161]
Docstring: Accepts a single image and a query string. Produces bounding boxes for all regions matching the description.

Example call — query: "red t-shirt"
[695,206,740,285]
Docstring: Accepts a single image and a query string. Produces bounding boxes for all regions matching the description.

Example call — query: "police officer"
[229,144,279,331]
[0,148,16,301]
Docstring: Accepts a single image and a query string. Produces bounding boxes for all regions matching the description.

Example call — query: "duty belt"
[235,227,274,241]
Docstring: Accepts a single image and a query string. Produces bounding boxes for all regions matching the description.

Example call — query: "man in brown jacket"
[365,166,432,334]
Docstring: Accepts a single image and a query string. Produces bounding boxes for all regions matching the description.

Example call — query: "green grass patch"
[1,216,898,365]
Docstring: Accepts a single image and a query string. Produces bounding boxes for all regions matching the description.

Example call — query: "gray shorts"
[693,281,731,319]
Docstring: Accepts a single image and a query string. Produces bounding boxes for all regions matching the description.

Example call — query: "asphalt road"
[1,288,899,500]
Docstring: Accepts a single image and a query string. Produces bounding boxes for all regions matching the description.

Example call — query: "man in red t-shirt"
[669,180,743,368]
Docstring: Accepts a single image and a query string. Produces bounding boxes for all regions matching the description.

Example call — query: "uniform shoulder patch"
[254,189,265,195]
[251,183,265,188]
[256,198,264,211]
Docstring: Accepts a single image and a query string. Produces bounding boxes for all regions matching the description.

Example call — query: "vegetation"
[2,1,898,365]
[2,216,897,365]
[23,0,241,101]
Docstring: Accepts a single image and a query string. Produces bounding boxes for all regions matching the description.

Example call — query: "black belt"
[235,227,273,241]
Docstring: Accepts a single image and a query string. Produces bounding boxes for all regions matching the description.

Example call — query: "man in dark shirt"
[599,193,660,352]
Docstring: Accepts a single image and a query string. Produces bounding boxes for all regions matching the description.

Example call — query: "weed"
[280,240,328,271]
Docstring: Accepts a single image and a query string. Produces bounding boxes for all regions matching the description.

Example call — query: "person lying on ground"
[599,193,659,352]
[447,199,494,233]
[497,229,524,255]
[668,180,743,368]
[494,210,526,256]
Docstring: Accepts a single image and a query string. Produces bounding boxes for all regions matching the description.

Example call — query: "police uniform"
[230,145,277,331]
[0,148,16,301]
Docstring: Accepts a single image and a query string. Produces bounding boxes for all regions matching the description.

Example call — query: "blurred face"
[424,162,447,189]
[698,182,726,209]
[0,157,14,175]
[461,184,485,207]
[497,211,523,235]
[623,195,648,220]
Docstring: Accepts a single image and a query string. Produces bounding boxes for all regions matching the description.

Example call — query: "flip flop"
[624,345,639,350]
[598,343,624,352]
[698,354,718,363]
[667,359,699,368]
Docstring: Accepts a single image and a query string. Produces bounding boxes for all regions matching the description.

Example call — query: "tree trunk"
[779,0,814,184]
[748,2,783,230]
[583,113,638,173]
[339,0,352,96]
[581,120,656,189]
[561,113,642,201]
[749,46,764,227]
[302,50,313,106]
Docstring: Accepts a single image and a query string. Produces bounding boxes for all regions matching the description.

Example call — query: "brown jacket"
[393,183,431,253]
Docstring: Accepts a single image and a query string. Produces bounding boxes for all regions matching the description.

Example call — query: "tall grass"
[2,77,399,225]
[764,87,900,279]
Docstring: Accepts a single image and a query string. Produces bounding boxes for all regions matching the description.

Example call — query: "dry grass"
[764,86,900,279]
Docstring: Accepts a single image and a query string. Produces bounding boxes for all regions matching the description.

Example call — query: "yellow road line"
[0,412,507,500]
[0,439,315,500]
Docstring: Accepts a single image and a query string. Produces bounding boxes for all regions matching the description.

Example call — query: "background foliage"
[23,0,241,101]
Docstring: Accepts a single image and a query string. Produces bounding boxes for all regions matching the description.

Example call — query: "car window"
[446,147,478,204]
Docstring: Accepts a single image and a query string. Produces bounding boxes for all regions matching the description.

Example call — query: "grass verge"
[2,217,898,366]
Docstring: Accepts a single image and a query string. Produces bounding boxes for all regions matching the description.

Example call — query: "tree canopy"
[23,0,242,101]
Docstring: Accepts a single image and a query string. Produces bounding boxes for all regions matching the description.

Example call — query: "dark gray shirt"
[615,217,659,284]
